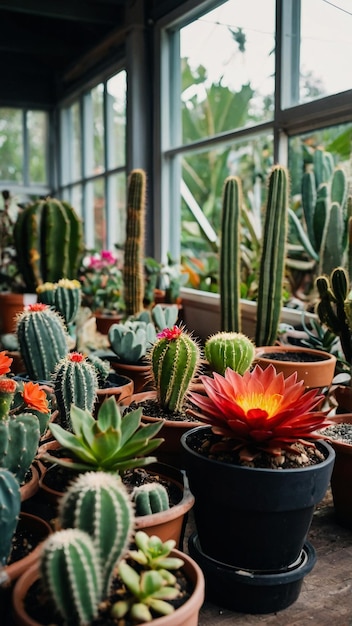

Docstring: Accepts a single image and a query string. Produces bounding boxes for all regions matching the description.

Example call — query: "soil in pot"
[260,351,329,363]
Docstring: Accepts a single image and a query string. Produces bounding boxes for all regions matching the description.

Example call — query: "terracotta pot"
[94,311,123,335]
[20,464,40,503]
[108,358,151,393]
[94,372,134,415]
[0,293,36,334]
[1,512,52,588]
[11,546,204,626]
[332,385,352,413]
[126,391,203,468]
[255,345,336,389]
[325,413,352,528]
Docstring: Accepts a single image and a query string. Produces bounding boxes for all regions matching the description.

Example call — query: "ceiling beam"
[0,0,124,24]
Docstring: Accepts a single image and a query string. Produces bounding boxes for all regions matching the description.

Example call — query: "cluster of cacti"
[108,319,157,363]
[16,303,69,381]
[219,176,242,332]
[290,149,351,278]
[123,169,146,317]
[13,197,84,293]
[205,331,255,376]
[52,352,98,430]
[37,278,82,326]
[255,165,289,346]
[149,325,201,413]
[41,396,163,473]
[0,468,21,567]
[315,266,352,364]
[131,482,170,516]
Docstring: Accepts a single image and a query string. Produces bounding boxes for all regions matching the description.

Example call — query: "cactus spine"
[150,326,201,413]
[220,176,242,332]
[0,468,21,566]
[205,331,255,376]
[255,165,289,346]
[58,471,135,595]
[13,197,84,293]
[40,528,102,625]
[123,169,146,317]
[132,482,170,516]
[53,352,98,430]
[16,303,69,381]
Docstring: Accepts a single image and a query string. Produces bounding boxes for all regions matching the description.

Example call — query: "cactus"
[219,176,242,332]
[0,413,41,484]
[0,468,21,567]
[40,528,102,625]
[315,266,352,364]
[37,279,82,326]
[205,331,255,376]
[86,352,111,387]
[132,482,170,516]
[58,471,135,595]
[151,304,179,332]
[123,169,146,317]
[108,320,157,364]
[16,303,69,381]
[255,165,289,346]
[41,396,164,473]
[149,326,201,413]
[53,352,98,430]
[13,197,84,293]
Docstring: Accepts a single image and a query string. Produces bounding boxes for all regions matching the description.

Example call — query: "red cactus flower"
[22,381,50,413]
[157,326,182,340]
[0,351,13,376]
[68,352,85,363]
[26,303,49,312]
[189,364,333,460]
[0,378,17,394]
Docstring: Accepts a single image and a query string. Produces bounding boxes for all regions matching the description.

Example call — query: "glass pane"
[71,184,83,219]
[180,0,275,144]
[107,172,126,252]
[27,110,48,184]
[0,109,23,182]
[92,84,105,175]
[71,102,82,182]
[181,132,273,295]
[300,0,352,104]
[93,177,106,249]
[106,71,126,169]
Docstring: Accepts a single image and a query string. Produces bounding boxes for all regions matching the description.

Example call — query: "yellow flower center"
[236,392,283,417]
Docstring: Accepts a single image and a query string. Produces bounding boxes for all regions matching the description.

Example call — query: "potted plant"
[12,470,204,626]
[181,363,335,613]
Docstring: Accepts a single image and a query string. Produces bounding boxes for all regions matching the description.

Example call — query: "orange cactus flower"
[0,378,17,394]
[0,351,13,376]
[22,381,50,413]
[189,364,333,460]
[26,303,49,313]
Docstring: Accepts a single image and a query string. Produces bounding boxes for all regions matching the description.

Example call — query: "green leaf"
[97,396,121,431]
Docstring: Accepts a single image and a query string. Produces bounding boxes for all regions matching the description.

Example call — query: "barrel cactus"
[53,352,99,430]
[205,331,255,376]
[37,278,82,327]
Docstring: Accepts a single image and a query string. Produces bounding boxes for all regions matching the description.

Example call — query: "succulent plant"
[149,325,201,413]
[53,352,98,430]
[131,482,170,516]
[16,303,69,381]
[108,319,157,364]
[0,467,21,567]
[205,331,255,376]
[41,395,164,473]
[151,303,179,332]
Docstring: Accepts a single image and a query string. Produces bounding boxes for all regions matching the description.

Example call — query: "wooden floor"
[183,489,352,626]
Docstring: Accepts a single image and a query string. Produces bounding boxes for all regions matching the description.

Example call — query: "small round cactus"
[131,482,170,516]
[53,352,98,430]
[205,331,256,375]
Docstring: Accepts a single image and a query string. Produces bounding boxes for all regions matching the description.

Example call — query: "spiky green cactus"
[123,169,146,317]
[205,331,255,376]
[13,197,84,293]
[108,320,157,364]
[40,528,102,625]
[16,303,69,381]
[315,266,352,364]
[149,326,201,413]
[132,482,170,516]
[37,279,82,326]
[53,352,98,430]
[0,413,40,484]
[0,468,21,566]
[255,165,289,346]
[58,471,135,596]
[86,353,111,387]
[219,176,242,332]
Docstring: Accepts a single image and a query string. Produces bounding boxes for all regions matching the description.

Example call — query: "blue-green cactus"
[0,468,21,567]
[53,352,98,430]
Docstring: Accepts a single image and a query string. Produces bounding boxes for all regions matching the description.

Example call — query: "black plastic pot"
[188,533,316,614]
[181,426,335,571]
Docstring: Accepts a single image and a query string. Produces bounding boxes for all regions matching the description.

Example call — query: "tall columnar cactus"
[53,352,98,430]
[205,331,255,376]
[58,471,135,596]
[149,326,201,413]
[37,279,82,326]
[255,165,289,346]
[13,197,84,293]
[0,468,21,567]
[219,176,242,332]
[40,528,102,625]
[315,266,352,365]
[16,303,69,381]
[123,169,146,317]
